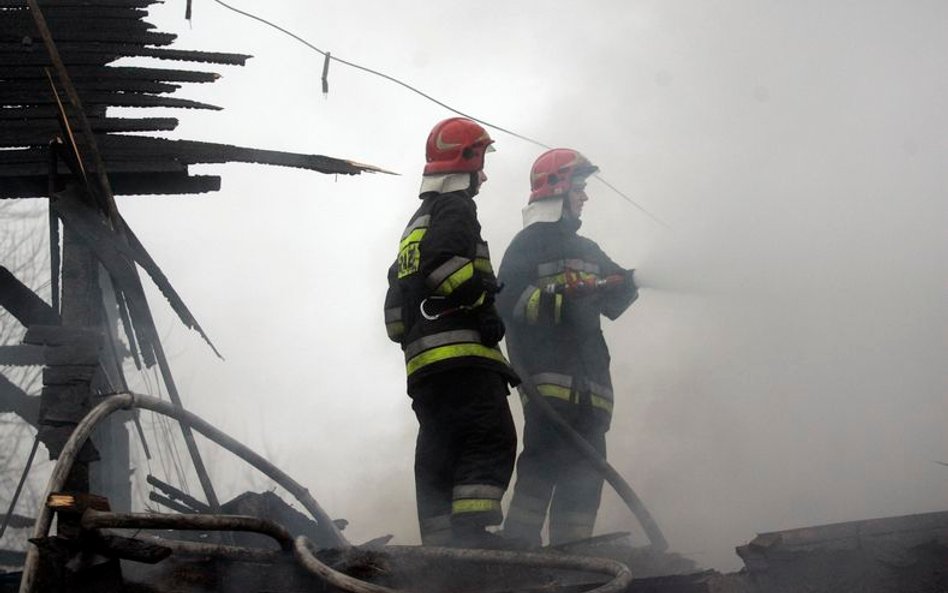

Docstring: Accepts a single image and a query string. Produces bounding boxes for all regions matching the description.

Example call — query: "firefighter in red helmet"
[496,148,639,546]
[384,117,519,547]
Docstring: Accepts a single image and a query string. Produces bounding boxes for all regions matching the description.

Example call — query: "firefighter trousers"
[504,403,606,547]
[410,368,517,546]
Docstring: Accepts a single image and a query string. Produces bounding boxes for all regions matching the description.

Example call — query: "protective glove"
[477,307,506,347]
[545,269,629,297]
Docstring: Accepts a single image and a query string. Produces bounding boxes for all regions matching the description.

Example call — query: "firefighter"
[384,117,520,548]
[496,148,639,546]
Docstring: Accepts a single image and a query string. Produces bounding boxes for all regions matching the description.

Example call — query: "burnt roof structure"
[0,0,384,200]
[0,0,387,545]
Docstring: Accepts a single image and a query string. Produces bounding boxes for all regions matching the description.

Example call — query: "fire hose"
[18,392,346,593]
[19,392,633,593]
[507,349,669,552]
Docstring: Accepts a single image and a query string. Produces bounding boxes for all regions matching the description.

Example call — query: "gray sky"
[99,0,948,570]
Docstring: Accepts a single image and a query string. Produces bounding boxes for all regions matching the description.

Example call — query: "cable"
[206,0,667,226]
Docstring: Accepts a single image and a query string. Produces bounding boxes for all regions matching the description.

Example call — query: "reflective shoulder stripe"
[404,329,481,360]
[474,242,494,274]
[399,227,427,251]
[407,343,508,376]
[427,256,474,295]
[401,214,431,240]
[474,257,493,274]
[384,307,402,324]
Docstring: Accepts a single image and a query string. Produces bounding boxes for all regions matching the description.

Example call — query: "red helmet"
[424,117,494,175]
[529,148,599,203]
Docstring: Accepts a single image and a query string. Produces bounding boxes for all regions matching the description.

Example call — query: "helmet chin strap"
[465,172,481,198]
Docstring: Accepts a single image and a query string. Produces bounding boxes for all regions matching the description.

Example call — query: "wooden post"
[55,228,100,494]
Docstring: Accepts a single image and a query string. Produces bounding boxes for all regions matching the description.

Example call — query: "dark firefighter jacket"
[385,191,519,389]
[496,217,637,429]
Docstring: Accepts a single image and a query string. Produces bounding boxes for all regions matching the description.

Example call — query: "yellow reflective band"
[474,257,493,274]
[525,288,541,324]
[537,383,571,402]
[435,261,474,296]
[386,322,404,341]
[591,395,614,414]
[399,228,427,252]
[554,294,563,324]
[452,498,502,514]
[406,343,508,376]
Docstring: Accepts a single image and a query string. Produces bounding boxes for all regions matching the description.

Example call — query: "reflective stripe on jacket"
[384,191,517,387]
[496,218,636,426]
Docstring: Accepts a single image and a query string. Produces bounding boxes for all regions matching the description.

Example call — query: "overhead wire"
[206,0,668,228]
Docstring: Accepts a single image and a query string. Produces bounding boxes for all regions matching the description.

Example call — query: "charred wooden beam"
[2,89,221,109]
[2,78,181,94]
[0,549,27,566]
[0,148,190,174]
[0,265,61,327]
[0,372,40,426]
[3,29,176,47]
[0,344,46,365]
[147,474,212,514]
[0,104,106,119]
[148,492,200,515]
[1,14,158,36]
[0,117,179,147]
[1,64,221,83]
[1,513,35,529]
[0,173,222,199]
[0,42,251,66]
[1,6,149,20]
[100,136,388,175]
[0,0,160,7]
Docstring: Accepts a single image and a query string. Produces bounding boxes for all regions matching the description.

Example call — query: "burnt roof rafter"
[0,0,385,201]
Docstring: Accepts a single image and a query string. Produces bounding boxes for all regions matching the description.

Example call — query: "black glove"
[477,307,506,347]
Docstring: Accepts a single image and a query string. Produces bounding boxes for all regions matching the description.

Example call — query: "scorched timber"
[0,43,251,66]
[1,65,221,83]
